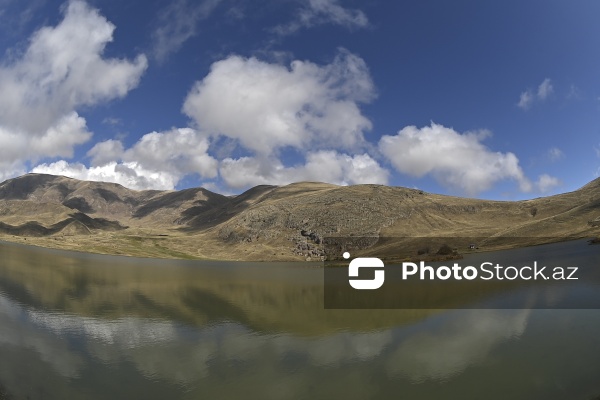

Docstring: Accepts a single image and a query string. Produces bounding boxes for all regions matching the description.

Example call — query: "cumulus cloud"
[87,139,125,166]
[122,128,218,180]
[183,49,374,156]
[33,128,218,190]
[153,0,222,62]
[0,0,147,134]
[0,112,92,181]
[0,0,147,180]
[23,41,388,192]
[27,43,384,191]
[517,78,553,110]
[379,123,532,195]
[32,160,180,191]
[220,151,388,189]
[535,174,560,193]
[273,0,369,36]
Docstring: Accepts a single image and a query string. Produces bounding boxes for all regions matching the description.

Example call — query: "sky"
[0,0,599,199]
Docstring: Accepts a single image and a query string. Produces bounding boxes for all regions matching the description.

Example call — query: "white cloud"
[537,78,553,100]
[386,309,530,382]
[153,0,222,62]
[0,113,92,180]
[34,128,218,190]
[0,0,147,134]
[32,160,179,191]
[183,49,374,156]
[517,90,533,110]
[517,78,553,110]
[378,123,532,195]
[0,163,26,183]
[87,139,125,166]
[220,151,389,189]
[0,0,147,180]
[38,147,387,192]
[274,0,369,36]
[25,44,382,192]
[548,147,564,162]
[28,113,92,159]
[122,128,218,180]
[102,117,122,126]
[535,174,560,193]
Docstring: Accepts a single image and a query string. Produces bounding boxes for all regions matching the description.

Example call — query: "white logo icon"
[347,253,385,290]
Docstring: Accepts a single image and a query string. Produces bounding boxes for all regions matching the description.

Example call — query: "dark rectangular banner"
[323,236,600,309]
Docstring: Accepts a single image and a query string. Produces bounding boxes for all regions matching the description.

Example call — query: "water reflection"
[0,294,85,379]
[1,241,600,399]
[386,309,530,382]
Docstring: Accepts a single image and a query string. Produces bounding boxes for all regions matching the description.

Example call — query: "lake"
[1,239,599,399]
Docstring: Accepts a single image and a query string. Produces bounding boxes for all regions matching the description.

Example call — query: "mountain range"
[0,173,598,260]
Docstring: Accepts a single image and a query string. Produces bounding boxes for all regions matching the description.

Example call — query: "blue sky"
[0,0,598,199]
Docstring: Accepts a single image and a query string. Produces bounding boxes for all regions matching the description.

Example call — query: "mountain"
[0,173,598,260]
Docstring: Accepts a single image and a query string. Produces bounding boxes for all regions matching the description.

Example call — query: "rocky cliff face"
[0,173,598,260]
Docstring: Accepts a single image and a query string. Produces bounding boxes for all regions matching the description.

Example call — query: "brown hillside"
[0,173,598,260]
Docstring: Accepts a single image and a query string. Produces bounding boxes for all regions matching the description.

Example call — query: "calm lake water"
[1,239,600,399]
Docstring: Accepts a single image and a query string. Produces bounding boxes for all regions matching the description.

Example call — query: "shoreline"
[1,233,597,263]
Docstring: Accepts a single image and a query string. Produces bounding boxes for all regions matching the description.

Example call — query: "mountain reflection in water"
[0,240,600,399]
